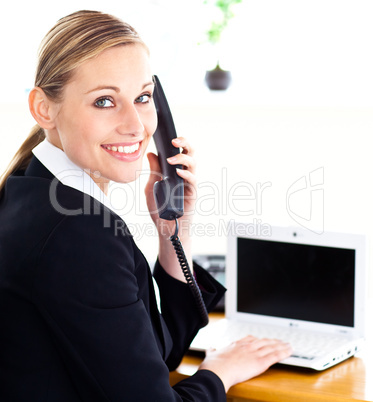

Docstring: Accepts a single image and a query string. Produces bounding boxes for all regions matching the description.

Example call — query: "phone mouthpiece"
[154,178,184,221]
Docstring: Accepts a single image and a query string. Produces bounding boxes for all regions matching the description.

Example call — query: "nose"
[116,103,144,137]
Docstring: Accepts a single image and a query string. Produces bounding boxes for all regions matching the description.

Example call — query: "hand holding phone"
[152,75,208,327]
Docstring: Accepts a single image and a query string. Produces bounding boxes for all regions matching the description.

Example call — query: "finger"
[234,336,289,354]
[250,339,292,358]
[176,169,197,197]
[176,167,195,182]
[230,335,259,348]
[271,343,293,359]
[257,343,293,367]
[236,335,258,343]
[146,152,163,186]
[248,337,286,349]
[172,137,194,156]
[167,153,196,172]
[147,152,161,172]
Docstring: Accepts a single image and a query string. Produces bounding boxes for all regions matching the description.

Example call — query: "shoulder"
[2,168,135,273]
[5,165,129,238]
[34,177,136,265]
[32,189,140,308]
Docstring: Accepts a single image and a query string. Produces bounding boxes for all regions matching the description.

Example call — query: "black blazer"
[0,157,226,402]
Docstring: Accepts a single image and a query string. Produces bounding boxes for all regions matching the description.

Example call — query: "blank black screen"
[237,237,355,327]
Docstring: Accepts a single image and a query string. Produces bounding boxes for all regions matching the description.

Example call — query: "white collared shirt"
[32,140,119,216]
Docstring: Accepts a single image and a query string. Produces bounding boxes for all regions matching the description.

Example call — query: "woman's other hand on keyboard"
[198,335,293,392]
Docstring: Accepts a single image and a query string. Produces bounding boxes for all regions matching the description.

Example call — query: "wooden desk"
[170,316,373,401]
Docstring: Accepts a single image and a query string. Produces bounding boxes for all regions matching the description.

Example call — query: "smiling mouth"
[102,142,140,154]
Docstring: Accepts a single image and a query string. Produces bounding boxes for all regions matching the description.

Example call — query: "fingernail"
[173,138,181,144]
[167,156,176,162]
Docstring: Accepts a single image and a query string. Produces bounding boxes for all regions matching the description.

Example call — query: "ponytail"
[0,125,45,195]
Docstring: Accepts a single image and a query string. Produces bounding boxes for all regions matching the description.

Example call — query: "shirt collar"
[32,140,119,216]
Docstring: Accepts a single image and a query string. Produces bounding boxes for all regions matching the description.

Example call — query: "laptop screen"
[237,237,356,327]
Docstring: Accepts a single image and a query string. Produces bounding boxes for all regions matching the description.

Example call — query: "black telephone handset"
[152,75,184,221]
[152,76,209,327]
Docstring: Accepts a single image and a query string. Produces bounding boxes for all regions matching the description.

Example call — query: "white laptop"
[191,223,367,370]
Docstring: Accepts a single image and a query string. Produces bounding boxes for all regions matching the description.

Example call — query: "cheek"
[57,118,93,162]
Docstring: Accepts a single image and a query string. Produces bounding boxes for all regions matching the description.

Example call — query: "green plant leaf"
[205,0,244,44]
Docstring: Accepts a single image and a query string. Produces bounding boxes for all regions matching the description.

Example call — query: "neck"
[87,170,110,195]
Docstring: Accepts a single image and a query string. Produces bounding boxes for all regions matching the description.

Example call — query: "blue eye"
[95,97,114,108]
[135,93,151,104]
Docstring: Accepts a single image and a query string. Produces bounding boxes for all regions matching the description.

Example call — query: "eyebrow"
[85,81,154,94]
[85,86,120,94]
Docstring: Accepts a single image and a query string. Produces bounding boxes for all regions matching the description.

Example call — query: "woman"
[0,10,291,401]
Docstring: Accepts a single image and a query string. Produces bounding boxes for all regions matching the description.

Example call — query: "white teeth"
[105,143,140,154]
[120,143,139,153]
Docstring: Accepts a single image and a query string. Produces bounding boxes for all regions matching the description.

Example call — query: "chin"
[112,169,144,184]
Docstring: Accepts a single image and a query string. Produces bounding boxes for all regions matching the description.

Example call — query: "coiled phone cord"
[169,218,209,328]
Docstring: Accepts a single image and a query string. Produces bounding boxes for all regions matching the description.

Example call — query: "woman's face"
[48,44,157,187]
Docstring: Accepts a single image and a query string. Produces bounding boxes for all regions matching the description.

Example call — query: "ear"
[28,87,58,130]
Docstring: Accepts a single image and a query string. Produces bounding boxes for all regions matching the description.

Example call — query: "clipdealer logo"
[47,166,325,236]
[286,167,324,234]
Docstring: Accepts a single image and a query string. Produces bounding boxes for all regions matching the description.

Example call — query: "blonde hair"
[0,10,145,194]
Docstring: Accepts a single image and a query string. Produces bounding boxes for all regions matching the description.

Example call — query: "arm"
[33,212,226,402]
[153,259,226,370]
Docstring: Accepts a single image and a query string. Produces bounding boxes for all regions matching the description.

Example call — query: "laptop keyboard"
[196,320,349,360]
